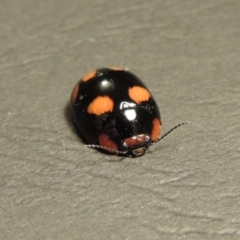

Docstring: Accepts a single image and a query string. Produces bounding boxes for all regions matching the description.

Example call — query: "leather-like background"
[1,0,239,239]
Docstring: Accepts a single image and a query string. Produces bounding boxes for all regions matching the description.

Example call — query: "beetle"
[71,67,188,157]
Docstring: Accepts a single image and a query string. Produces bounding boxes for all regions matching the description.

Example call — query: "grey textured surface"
[0,0,240,239]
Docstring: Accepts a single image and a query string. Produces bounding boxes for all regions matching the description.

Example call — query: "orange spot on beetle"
[128,86,150,104]
[151,118,162,141]
[87,96,114,115]
[124,134,146,146]
[98,134,118,151]
[109,67,124,71]
[71,83,79,104]
[82,70,97,82]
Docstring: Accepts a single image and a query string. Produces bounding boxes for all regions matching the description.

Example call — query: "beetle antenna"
[85,144,128,155]
[154,121,189,143]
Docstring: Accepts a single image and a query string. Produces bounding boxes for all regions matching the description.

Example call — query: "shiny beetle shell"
[71,67,162,157]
